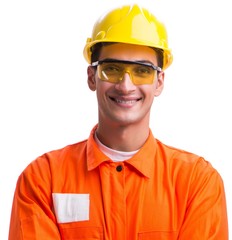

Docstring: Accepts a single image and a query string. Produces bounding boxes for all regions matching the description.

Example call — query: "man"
[9,4,228,239]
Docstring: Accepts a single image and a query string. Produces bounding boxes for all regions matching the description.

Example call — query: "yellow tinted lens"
[98,62,155,85]
[99,62,123,83]
[131,65,155,84]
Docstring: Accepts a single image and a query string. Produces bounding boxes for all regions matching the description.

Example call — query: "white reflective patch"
[52,193,90,223]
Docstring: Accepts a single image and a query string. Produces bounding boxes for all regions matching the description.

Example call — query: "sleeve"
[8,156,61,240]
[178,159,228,239]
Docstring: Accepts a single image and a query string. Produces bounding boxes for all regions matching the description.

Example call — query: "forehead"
[99,43,158,64]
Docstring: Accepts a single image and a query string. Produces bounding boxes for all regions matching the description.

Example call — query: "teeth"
[115,99,136,104]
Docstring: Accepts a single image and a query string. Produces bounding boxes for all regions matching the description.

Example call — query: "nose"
[114,72,136,92]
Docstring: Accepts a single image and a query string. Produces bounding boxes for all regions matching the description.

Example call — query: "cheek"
[95,81,111,101]
[96,79,114,92]
[141,84,157,97]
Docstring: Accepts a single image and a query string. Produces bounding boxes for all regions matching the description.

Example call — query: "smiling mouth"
[109,96,142,104]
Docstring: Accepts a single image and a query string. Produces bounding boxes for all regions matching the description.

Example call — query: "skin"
[87,43,165,151]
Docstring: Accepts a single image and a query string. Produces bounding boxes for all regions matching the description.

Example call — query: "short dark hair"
[91,42,164,69]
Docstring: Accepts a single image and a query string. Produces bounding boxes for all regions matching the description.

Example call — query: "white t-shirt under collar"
[94,133,139,162]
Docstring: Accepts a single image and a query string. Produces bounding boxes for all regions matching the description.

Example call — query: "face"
[87,43,164,128]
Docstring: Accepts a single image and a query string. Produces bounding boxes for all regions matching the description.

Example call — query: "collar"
[87,125,157,178]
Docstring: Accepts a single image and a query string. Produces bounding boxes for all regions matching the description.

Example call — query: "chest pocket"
[59,223,103,240]
[138,231,178,240]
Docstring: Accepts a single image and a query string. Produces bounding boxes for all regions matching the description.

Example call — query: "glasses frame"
[91,59,162,72]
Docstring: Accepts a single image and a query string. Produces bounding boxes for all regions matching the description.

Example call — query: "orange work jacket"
[9,126,228,239]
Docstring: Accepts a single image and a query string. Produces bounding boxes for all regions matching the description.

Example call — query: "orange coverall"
[9,126,228,239]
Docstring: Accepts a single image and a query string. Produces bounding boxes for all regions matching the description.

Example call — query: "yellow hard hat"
[83,4,173,70]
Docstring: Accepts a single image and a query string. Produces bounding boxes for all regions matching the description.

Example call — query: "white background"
[0,0,231,238]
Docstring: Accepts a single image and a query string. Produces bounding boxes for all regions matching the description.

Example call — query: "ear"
[87,66,96,91]
[154,71,165,96]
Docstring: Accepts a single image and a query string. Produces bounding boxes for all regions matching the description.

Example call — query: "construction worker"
[9,4,228,239]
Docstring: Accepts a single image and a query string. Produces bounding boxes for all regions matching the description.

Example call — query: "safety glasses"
[91,59,162,85]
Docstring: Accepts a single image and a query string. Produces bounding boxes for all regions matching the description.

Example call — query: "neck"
[96,122,150,152]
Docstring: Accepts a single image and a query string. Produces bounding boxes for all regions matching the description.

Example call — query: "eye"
[102,63,122,75]
[133,66,153,76]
